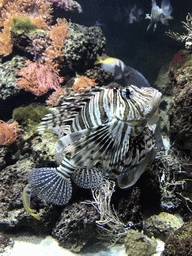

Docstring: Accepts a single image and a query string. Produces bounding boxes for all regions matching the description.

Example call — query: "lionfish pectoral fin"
[22,184,40,220]
[55,123,116,167]
[118,151,154,189]
[55,130,87,154]
[117,165,142,189]
[29,168,72,205]
[72,167,104,189]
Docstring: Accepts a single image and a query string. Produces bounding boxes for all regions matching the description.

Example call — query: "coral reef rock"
[124,229,157,256]
[169,51,192,159]
[143,212,184,241]
[162,220,192,255]
[52,202,99,252]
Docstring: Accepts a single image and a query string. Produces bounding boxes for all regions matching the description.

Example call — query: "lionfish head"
[119,84,162,124]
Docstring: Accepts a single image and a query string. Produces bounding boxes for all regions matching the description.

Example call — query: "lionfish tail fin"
[29,168,72,205]
[72,167,104,189]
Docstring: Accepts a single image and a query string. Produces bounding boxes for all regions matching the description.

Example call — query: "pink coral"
[0,0,53,56]
[16,60,63,96]
[0,120,18,145]
[169,50,186,72]
[46,87,67,106]
[72,76,98,93]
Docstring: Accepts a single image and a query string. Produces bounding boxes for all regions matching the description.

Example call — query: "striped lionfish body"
[29,85,162,205]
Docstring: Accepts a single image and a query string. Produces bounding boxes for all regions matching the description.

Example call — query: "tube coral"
[44,18,68,60]
[72,76,98,92]
[16,60,63,96]
[0,0,52,56]
[0,120,18,145]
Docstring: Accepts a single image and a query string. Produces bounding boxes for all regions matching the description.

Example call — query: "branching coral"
[46,87,67,106]
[72,76,98,92]
[0,120,18,145]
[16,60,63,96]
[44,18,68,60]
[166,13,192,50]
[0,0,53,56]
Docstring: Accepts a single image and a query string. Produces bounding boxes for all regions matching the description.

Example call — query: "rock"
[0,236,14,253]
[52,202,99,252]
[162,220,192,255]
[168,51,192,159]
[143,212,183,241]
[124,229,157,256]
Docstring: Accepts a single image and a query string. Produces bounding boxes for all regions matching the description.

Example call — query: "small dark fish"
[114,65,151,88]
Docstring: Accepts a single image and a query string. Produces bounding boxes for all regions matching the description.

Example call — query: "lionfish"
[27,84,162,207]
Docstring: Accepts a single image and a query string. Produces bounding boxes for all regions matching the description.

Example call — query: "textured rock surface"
[52,203,99,252]
[0,56,26,100]
[143,212,183,241]
[62,22,106,72]
[162,220,192,255]
[168,51,192,159]
[124,229,157,256]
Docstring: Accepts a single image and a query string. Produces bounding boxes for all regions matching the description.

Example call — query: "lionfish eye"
[121,88,133,99]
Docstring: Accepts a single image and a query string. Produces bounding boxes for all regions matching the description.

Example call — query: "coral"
[48,0,82,13]
[0,55,26,101]
[10,17,38,35]
[0,0,52,56]
[154,147,192,219]
[169,50,186,73]
[72,76,98,92]
[11,29,50,61]
[16,60,63,96]
[162,221,192,255]
[52,202,99,252]
[0,158,59,233]
[168,52,192,159]
[116,187,142,226]
[143,212,183,242]
[85,66,114,86]
[124,229,157,256]
[46,87,67,106]
[0,120,18,146]
[44,18,68,60]
[0,236,14,253]
[62,22,106,72]
[166,13,192,50]
[12,105,51,128]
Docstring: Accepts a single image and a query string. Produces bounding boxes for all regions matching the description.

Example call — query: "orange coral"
[0,0,8,10]
[46,87,67,106]
[0,120,18,145]
[44,18,68,60]
[72,76,98,93]
[16,60,63,96]
[0,0,53,56]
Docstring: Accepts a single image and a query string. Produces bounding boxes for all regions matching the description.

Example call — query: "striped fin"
[29,168,72,205]
[72,167,104,189]
[38,88,103,135]
[117,150,154,188]
[56,120,131,169]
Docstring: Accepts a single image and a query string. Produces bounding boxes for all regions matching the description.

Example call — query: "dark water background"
[63,0,192,85]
